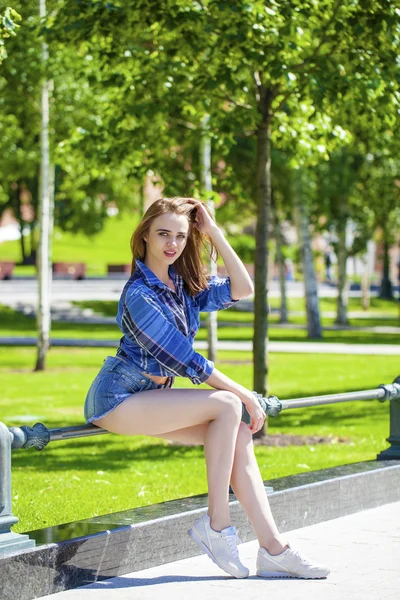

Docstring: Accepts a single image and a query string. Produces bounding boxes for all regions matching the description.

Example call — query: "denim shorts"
[84,355,175,424]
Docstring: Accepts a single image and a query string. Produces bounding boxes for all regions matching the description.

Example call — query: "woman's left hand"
[187,199,217,237]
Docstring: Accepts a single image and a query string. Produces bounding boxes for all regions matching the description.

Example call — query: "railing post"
[0,422,36,556]
[377,376,400,460]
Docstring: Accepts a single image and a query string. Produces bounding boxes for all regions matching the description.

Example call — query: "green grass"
[267,296,399,316]
[0,305,399,344]
[1,346,398,533]
[1,303,398,345]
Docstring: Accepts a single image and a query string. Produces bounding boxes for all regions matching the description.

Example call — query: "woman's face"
[143,212,190,264]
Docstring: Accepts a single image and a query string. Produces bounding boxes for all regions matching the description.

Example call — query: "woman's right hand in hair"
[186,199,217,237]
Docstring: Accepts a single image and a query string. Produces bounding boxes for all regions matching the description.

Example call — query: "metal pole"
[242,380,400,423]
[10,423,108,450]
[0,422,35,556]
[280,388,388,410]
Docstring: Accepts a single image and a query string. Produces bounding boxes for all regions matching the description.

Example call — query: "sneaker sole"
[256,569,329,579]
[188,527,249,579]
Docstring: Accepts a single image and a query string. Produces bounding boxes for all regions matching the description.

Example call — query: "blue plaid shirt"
[116,258,240,385]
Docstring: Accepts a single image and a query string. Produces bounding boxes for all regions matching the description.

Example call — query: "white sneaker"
[188,513,249,578]
[256,543,330,579]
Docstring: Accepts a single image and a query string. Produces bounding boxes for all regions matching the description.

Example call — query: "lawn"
[1,303,399,345]
[1,346,398,534]
[267,296,399,317]
[72,297,400,320]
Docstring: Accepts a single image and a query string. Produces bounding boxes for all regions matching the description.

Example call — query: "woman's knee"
[213,390,243,420]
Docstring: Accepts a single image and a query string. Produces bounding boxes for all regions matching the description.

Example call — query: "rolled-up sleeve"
[194,276,241,312]
[122,289,214,384]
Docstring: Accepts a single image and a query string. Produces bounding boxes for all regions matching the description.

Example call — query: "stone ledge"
[1,460,399,600]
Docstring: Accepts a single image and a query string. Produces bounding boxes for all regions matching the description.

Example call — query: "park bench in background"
[52,262,86,280]
[0,377,399,599]
[107,263,131,277]
[0,261,15,280]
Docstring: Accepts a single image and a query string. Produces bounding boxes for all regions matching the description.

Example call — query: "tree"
[199,113,219,363]
[357,149,400,299]
[0,1,146,369]
[51,1,400,430]
[35,0,53,371]
[315,145,365,324]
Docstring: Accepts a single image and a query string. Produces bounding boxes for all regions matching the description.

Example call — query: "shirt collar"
[134,258,178,291]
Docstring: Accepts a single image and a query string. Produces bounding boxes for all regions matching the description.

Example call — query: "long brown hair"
[130,197,219,296]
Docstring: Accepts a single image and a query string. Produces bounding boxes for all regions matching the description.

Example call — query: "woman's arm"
[204,366,254,405]
[204,366,266,434]
[204,367,254,406]
[208,226,254,300]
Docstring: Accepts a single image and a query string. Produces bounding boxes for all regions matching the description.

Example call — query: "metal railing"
[1,376,399,556]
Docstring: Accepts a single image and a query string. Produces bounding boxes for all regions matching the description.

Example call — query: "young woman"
[84,197,330,580]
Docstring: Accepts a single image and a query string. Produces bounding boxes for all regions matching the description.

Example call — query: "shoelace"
[221,527,241,558]
[291,549,314,567]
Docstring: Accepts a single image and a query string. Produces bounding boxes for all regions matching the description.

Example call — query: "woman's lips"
[164,251,176,257]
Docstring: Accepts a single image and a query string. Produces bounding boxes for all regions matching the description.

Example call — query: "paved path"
[0,278,390,306]
[38,501,400,600]
[1,337,399,355]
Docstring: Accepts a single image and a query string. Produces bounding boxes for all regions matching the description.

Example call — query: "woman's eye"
[159,233,186,239]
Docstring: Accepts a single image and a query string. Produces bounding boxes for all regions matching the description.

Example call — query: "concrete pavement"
[0,278,388,306]
[37,500,400,600]
[0,337,399,354]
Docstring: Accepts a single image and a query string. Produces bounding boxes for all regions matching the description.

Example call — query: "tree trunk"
[11,183,26,263]
[35,0,53,371]
[294,170,322,339]
[361,253,370,311]
[335,216,349,325]
[379,234,393,299]
[253,87,273,438]
[273,210,288,323]
[18,222,27,265]
[27,172,39,263]
[29,222,36,263]
[200,113,218,363]
[139,179,145,215]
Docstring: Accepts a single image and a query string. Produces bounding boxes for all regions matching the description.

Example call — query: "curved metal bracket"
[251,391,283,417]
[264,395,283,417]
[9,422,50,451]
[378,380,400,403]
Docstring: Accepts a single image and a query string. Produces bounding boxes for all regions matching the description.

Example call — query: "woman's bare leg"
[229,423,289,554]
[92,387,243,532]
[152,420,288,554]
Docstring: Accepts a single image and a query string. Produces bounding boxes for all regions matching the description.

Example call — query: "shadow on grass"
[11,439,205,472]
[275,402,389,429]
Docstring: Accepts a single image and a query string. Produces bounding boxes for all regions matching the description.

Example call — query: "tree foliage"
[0,6,21,63]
